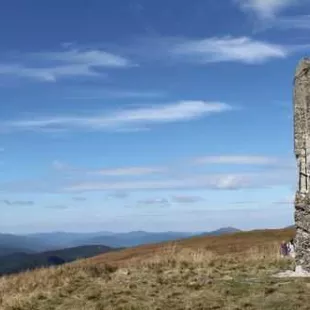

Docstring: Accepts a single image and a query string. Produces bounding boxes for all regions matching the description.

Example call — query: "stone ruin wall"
[294,58,310,271]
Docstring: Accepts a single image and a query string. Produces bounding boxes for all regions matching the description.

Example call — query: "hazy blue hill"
[77,231,194,248]
[0,247,36,257]
[198,227,242,236]
[0,234,50,254]
[0,228,241,258]
[26,231,121,249]
[23,231,195,249]
[0,245,114,276]
[285,225,295,229]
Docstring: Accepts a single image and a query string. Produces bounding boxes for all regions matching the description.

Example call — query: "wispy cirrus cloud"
[172,36,288,64]
[46,205,69,210]
[171,196,204,203]
[63,171,292,192]
[1,200,35,206]
[52,160,73,171]
[2,100,231,133]
[0,48,132,82]
[270,14,310,29]
[63,177,224,192]
[92,167,165,177]
[136,196,203,207]
[236,0,301,19]
[52,160,166,178]
[137,198,170,207]
[0,154,295,194]
[0,63,99,82]
[193,155,280,165]
[66,89,166,100]
[108,191,130,199]
[72,197,87,202]
[128,36,294,65]
[272,194,295,205]
[45,153,295,193]
[40,49,131,68]
[230,201,257,205]
[235,1,310,33]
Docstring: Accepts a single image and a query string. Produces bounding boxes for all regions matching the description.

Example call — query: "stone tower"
[294,58,310,272]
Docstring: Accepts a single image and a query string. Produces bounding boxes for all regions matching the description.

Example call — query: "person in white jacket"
[287,239,296,258]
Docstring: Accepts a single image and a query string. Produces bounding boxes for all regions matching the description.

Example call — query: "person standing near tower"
[287,239,296,258]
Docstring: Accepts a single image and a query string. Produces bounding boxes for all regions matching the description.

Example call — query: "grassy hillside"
[0,227,301,310]
[84,227,295,266]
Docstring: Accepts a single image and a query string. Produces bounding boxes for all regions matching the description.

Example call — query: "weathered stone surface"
[294,58,310,272]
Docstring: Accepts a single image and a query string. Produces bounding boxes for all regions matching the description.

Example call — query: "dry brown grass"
[2,227,308,310]
[84,227,295,266]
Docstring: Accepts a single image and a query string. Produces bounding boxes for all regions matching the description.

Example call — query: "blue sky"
[0,0,308,233]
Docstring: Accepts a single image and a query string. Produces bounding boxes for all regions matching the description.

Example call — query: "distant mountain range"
[0,227,241,257]
[0,233,50,256]
[0,245,114,276]
[197,227,241,236]
[0,228,243,276]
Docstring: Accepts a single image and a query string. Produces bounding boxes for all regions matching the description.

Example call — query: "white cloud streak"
[46,205,69,210]
[273,194,295,205]
[63,171,290,192]
[72,197,87,202]
[93,167,166,177]
[52,160,72,171]
[171,196,204,203]
[52,160,166,177]
[1,200,35,206]
[67,89,166,100]
[0,64,99,82]
[108,191,129,199]
[0,155,295,193]
[40,49,131,68]
[2,101,231,133]
[172,36,287,64]
[0,35,301,83]
[137,198,170,207]
[0,48,132,82]
[193,155,280,165]
[272,15,310,29]
[236,0,300,19]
